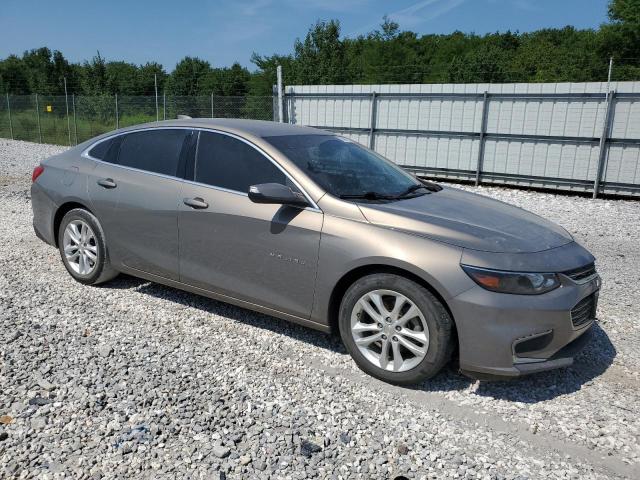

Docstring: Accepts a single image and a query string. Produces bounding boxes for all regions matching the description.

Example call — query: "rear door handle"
[97,178,117,189]
[183,197,209,209]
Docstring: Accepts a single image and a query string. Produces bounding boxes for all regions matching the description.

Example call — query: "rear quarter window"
[88,138,114,160]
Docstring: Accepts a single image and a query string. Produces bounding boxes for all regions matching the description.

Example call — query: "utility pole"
[64,77,71,146]
[277,65,284,123]
[154,74,159,122]
[606,57,613,96]
[115,94,119,129]
[72,93,78,145]
[35,93,42,143]
[6,93,13,140]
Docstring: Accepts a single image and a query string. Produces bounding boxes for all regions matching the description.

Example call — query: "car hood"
[357,186,573,253]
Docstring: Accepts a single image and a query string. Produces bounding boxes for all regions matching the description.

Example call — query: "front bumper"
[449,268,600,380]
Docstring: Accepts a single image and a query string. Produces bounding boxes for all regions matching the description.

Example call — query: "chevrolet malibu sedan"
[31,119,600,384]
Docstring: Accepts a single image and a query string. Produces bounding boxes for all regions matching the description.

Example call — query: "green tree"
[608,0,640,23]
[166,57,211,96]
[248,53,295,96]
[0,55,30,94]
[2,1,639,97]
[199,63,251,96]
[138,62,167,95]
[448,44,510,83]
[79,52,108,95]
[21,47,54,93]
[105,61,139,94]
[293,20,347,84]
[600,0,640,80]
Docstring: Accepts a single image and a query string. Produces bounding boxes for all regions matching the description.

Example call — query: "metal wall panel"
[375,134,479,171]
[286,81,640,197]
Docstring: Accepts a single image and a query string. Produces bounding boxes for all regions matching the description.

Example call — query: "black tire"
[57,208,118,285]
[339,273,453,385]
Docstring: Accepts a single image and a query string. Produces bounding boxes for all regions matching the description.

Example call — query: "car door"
[86,136,124,242]
[88,128,194,280]
[178,130,323,319]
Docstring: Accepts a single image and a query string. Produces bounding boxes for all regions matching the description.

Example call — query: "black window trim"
[82,126,320,211]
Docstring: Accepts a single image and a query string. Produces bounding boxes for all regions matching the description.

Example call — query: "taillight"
[32,165,44,183]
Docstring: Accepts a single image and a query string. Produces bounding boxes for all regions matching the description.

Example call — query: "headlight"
[461,265,560,295]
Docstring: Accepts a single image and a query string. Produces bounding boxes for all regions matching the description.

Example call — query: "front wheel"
[58,208,118,285]
[339,273,453,385]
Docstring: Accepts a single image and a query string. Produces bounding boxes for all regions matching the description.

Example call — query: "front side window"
[195,131,286,193]
[264,135,422,199]
[117,129,190,176]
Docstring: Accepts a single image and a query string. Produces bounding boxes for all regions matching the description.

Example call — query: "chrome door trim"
[80,125,322,212]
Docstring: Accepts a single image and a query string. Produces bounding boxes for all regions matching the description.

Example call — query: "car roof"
[121,118,329,138]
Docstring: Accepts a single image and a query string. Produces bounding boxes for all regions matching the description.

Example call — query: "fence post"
[286,87,293,123]
[368,91,378,150]
[154,74,159,122]
[115,94,119,129]
[64,77,71,146]
[593,90,616,199]
[35,93,42,143]
[475,91,490,186]
[72,94,78,145]
[163,92,166,120]
[277,65,284,123]
[271,85,278,121]
[6,93,14,140]
[211,92,214,118]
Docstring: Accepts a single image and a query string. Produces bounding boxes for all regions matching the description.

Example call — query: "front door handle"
[183,197,209,209]
[97,178,117,189]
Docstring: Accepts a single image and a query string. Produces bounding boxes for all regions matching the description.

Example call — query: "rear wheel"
[58,208,118,285]
[339,273,453,385]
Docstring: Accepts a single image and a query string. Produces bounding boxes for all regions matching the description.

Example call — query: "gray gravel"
[1,139,639,479]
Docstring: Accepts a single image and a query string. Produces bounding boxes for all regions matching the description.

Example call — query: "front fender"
[310,214,471,326]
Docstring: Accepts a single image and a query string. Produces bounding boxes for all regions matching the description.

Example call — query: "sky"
[0,0,611,71]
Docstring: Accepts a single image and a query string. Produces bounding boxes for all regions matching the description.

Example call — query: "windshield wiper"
[417,178,443,192]
[339,191,397,200]
[396,184,430,198]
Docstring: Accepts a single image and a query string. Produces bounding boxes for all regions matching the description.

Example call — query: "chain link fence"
[0,94,276,146]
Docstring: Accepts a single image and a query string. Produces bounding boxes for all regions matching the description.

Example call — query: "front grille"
[571,294,596,328]
[563,263,596,282]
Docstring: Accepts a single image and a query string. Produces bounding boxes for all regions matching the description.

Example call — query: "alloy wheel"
[62,219,98,276]
[350,289,430,372]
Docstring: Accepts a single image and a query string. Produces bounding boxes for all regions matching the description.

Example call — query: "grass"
[0,96,274,146]
[0,111,159,146]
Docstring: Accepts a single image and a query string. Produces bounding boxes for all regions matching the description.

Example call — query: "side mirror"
[248,183,309,208]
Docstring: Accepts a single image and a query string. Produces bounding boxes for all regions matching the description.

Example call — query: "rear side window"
[195,131,286,193]
[117,129,190,177]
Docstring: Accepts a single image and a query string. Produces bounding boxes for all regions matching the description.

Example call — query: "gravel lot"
[1,139,639,479]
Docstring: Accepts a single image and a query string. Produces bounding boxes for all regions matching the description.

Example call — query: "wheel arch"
[327,264,458,344]
[52,201,95,247]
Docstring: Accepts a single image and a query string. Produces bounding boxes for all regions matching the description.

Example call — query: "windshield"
[264,134,423,199]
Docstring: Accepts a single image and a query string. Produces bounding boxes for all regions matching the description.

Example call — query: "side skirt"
[118,265,332,334]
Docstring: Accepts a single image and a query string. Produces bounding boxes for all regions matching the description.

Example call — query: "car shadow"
[104,275,616,404]
[407,322,616,402]
[104,274,346,353]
